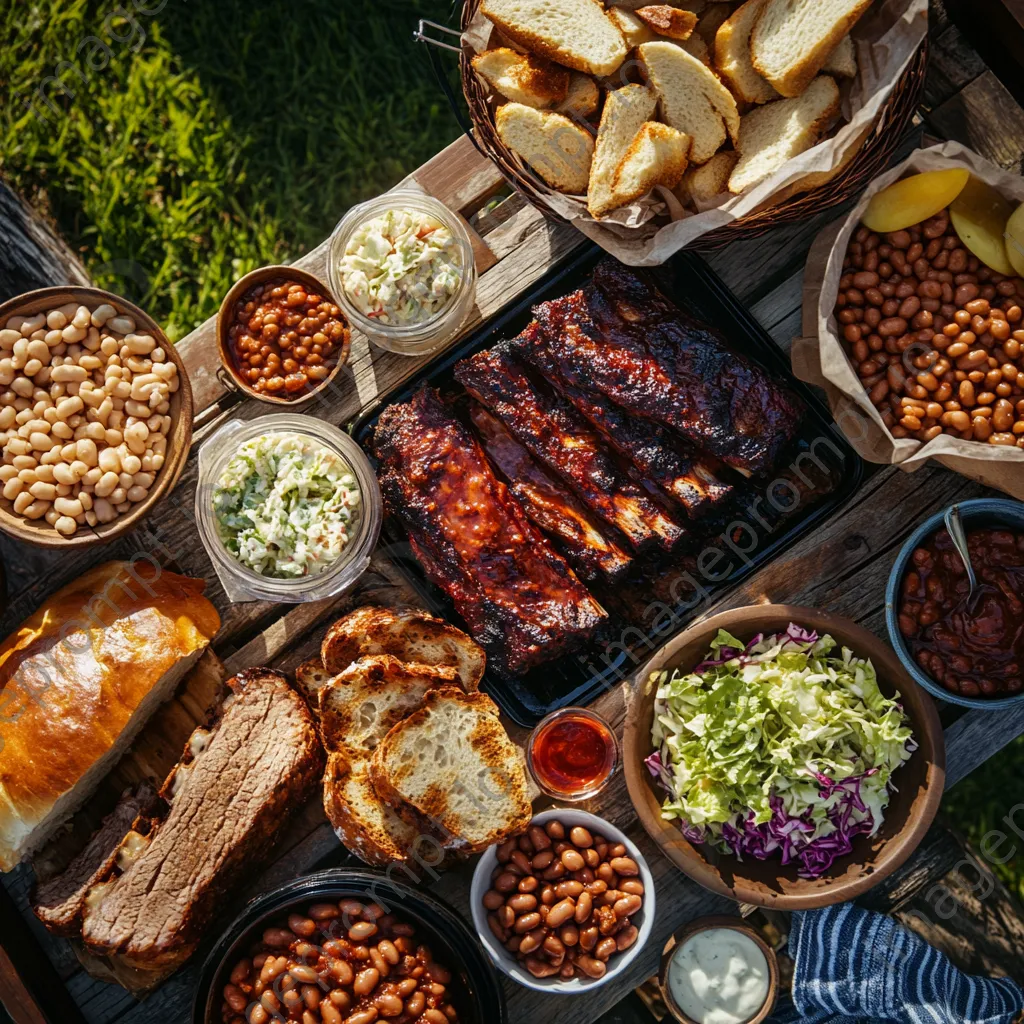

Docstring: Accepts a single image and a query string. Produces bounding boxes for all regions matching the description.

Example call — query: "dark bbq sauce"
[899,527,1024,698]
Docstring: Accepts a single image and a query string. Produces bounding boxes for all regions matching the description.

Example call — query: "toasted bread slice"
[608,7,658,47]
[481,0,628,76]
[370,688,533,854]
[636,5,697,39]
[321,605,485,690]
[822,33,857,78]
[697,2,732,45]
[729,75,840,193]
[612,122,691,205]
[588,83,657,217]
[318,655,459,757]
[557,73,602,119]
[496,103,595,193]
[715,0,779,105]
[638,41,738,163]
[676,148,738,207]
[750,0,872,97]
[323,753,424,866]
[293,658,333,706]
[472,48,570,108]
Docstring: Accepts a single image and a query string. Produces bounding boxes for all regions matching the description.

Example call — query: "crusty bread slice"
[495,102,595,193]
[557,72,602,119]
[715,0,779,105]
[679,29,711,65]
[728,74,840,193]
[635,5,697,38]
[293,658,333,706]
[472,48,570,108]
[822,33,857,78]
[370,688,533,854]
[318,655,458,865]
[612,122,691,205]
[318,655,459,757]
[750,0,872,97]
[321,605,485,690]
[697,2,733,45]
[638,41,739,163]
[588,83,657,217]
[323,753,423,866]
[481,0,628,76]
[608,6,657,47]
[676,148,738,206]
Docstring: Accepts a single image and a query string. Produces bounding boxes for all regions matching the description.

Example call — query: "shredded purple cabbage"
[693,632,765,674]
[785,623,820,644]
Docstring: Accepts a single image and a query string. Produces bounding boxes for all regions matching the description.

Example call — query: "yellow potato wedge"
[861,168,970,234]
[949,175,1014,276]
[1005,202,1024,278]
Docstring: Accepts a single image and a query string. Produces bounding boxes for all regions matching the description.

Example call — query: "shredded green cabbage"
[648,627,916,877]
[213,433,360,579]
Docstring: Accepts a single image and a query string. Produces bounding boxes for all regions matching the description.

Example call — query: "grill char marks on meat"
[468,401,633,584]
[513,307,734,517]
[79,669,323,972]
[455,337,686,552]
[373,388,605,676]
[533,261,804,476]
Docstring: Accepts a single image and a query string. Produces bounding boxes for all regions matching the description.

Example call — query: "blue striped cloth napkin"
[767,903,1024,1024]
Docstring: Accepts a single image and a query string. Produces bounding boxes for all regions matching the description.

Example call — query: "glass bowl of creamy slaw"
[327,190,477,356]
[195,414,381,603]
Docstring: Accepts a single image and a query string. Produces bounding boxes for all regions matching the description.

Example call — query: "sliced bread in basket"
[750,0,872,97]
[481,0,629,76]
[588,84,658,217]
[472,48,571,108]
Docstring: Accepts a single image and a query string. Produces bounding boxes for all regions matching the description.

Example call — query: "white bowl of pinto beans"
[471,809,656,993]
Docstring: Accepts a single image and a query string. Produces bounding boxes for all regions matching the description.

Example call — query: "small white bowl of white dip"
[659,915,779,1024]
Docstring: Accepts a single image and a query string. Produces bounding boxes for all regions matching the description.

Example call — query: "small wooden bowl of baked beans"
[217,266,351,405]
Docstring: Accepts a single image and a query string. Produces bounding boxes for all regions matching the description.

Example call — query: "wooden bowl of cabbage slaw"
[623,605,945,910]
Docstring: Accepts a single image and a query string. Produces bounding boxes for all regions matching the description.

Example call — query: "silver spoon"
[944,504,978,604]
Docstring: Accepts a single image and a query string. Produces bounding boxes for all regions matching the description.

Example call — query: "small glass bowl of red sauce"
[527,707,620,801]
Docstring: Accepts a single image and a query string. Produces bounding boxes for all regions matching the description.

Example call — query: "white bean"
[22,499,50,520]
[75,438,98,466]
[46,309,67,330]
[51,364,86,383]
[12,491,32,514]
[121,453,142,474]
[54,515,77,536]
[85,509,98,526]
[78,490,92,510]
[108,315,135,334]
[45,329,64,347]
[90,304,116,327]
[51,421,73,440]
[118,471,134,490]
[61,324,86,344]
[94,471,119,497]
[98,447,121,473]
[109,486,126,505]
[72,305,92,330]
[0,329,22,349]
[126,485,148,503]
[3,478,23,500]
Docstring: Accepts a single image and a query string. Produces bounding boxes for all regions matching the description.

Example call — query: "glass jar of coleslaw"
[327,191,477,357]
[195,414,381,603]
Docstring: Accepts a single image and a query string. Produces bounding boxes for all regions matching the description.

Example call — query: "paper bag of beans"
[793,142,1024,499]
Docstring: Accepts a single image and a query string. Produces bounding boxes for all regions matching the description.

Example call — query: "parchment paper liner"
[792,141,1024,500]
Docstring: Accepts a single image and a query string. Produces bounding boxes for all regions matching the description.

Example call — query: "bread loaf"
[0,562,219,872]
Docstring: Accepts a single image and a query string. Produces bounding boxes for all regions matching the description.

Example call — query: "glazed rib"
[373,388,605,676]
[468,401,633,584]
[531,262,804,475]
[513,318,734,516]
[455,338,686,552]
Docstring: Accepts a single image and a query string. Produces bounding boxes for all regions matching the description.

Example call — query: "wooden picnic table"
[3,3,1024,1023]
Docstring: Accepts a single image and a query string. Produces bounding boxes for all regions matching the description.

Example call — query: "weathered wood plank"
[927,71,1024,169]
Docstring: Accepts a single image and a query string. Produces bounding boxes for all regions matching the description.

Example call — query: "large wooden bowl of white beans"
[0,287,192,548]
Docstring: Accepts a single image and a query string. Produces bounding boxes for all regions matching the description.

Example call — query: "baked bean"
[609,857,639,877]
[561,849,585,872]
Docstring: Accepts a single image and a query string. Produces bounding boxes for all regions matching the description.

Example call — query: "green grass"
[941,731,1024,902]
[0,0,462,341]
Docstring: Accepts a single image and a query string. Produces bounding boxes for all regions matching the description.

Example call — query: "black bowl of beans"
[887,498,1024,709]
[193,869,506,1024]
[217,266,351,405]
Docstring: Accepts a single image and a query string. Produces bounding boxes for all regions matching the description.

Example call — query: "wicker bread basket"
[460,0,928,251]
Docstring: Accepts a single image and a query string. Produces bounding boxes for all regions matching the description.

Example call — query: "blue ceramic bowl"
[886,498,1024,710]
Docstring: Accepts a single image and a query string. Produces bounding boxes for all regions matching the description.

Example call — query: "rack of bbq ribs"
[371,261,807,677]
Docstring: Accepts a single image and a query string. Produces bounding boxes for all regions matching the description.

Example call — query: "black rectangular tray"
[349,244,864,726]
